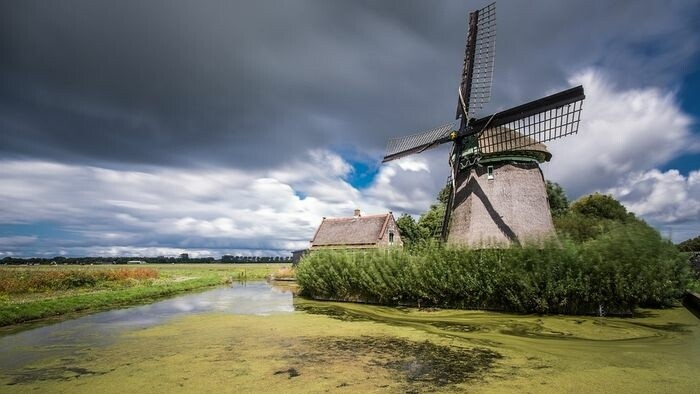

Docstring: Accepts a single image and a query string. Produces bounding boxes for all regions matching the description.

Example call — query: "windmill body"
[382,2,585,246]
[447,129,554,246]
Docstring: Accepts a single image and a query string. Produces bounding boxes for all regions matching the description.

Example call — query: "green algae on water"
[291,335,501,389]
[1,285,699,393]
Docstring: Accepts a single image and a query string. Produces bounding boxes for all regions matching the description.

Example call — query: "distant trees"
[554,191,641,243]
[395,214,421,247]
[546,181,569,218]
[396,185,451,249]
[678,236,700,252]
[570,193,632,222]
[0,255,292,265]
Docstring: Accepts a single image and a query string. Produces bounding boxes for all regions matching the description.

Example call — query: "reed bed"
[0,268,159,294]
[297,222,691,315]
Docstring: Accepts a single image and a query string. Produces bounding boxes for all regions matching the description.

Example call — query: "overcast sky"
[1,0,699,257]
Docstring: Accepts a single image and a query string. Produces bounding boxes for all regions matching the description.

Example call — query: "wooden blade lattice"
[476,99,583,154]
[456,2,496,120]
[382,122,456,162]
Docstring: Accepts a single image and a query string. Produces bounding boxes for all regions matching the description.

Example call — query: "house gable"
[310,210,403,249]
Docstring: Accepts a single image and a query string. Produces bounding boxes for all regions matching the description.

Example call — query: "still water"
[0,282,294,373]
[1,282,698,393]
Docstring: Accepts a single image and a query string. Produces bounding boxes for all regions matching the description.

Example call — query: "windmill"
[382,2,585,246]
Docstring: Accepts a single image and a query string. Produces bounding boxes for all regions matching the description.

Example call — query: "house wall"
[377,216,404,248]
[447,162,555,247]
[309,244,377,250]
[291,249,309,265]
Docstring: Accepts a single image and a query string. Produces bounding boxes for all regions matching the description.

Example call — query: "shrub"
[297,226,690,315]
[554,212,607,242]
[677,235,700,252]
[570,193,631,222]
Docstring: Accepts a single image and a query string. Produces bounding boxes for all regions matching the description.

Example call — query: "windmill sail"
[456,2,496,120]
[469,85,584,154]
[382,122,456,162]
[440,175,454,240]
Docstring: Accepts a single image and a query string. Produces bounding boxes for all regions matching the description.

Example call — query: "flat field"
[0,263,287,327]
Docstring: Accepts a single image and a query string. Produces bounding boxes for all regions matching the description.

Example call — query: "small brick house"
[310,209,403,250]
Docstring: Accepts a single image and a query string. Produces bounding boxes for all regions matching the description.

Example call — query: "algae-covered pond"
[1,282,698,393]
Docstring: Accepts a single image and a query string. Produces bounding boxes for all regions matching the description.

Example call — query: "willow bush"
[296,222,690,315]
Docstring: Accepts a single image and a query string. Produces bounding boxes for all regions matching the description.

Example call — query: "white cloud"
[2,70,698,255]
[394,156,430,172]
[0,150,414,257]
[608,169,700,225]
[542,68,697,198]
[363,148,449,214]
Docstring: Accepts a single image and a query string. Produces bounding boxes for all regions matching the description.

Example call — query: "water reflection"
[0,282,293,373]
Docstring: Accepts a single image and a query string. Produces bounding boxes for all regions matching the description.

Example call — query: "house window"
[487,166,494,180]
[389,231,394,245]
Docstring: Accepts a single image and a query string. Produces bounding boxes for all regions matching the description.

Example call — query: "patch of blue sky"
[330,146,382,189]
[345,159,380,189]
[664,67,700,175]
[680,66,700,117]
[659,153,700,175]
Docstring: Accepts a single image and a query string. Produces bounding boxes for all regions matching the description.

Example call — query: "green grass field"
[0,263,288,327]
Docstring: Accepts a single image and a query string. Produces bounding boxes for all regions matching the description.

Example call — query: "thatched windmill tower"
[381,2,585,246]
[447,128,554,246]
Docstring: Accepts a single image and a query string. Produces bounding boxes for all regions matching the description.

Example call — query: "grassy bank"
[297,223,692,315]
[0,263,286,326]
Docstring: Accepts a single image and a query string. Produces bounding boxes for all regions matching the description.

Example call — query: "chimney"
[354,208,361,217]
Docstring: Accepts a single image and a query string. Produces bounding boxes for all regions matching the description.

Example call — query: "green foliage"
[436,184,451,205]
[546,181,569,217]
[396,214,422,249]
[297,225,690,315]
[369,182,690,314]
[417,203,445,240]
[396,185,450,248]
[570,193,631,222]
[677,235,700,252]
[555,193,639,242]
[578,221,690,308]
[554,212,607,242]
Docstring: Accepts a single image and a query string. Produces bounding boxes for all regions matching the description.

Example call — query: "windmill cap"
[477,128,552,162]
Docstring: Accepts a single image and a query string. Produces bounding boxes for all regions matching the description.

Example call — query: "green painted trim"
[478,155,540,164]
[457,151,544,170]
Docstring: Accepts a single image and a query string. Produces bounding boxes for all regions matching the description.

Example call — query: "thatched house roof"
[478,127,552,161]
[310,210,402,248]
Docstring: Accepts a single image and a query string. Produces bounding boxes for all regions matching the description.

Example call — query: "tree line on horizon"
[1,254,292,265]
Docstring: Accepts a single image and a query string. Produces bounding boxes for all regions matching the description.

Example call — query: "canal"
[1,281,698,392]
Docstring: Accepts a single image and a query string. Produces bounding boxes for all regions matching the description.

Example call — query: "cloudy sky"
[1,0,699,257]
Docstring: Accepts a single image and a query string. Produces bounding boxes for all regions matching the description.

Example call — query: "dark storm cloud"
[1,0,698,169]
